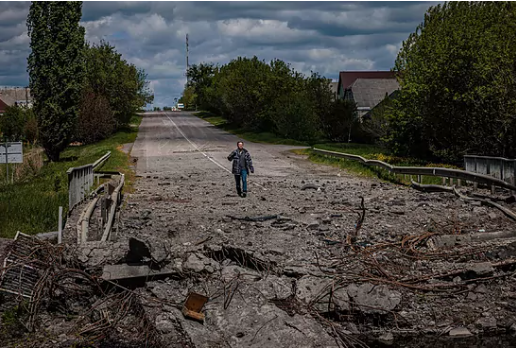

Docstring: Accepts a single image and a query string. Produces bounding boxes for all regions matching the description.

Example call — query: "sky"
[0,1,438,108]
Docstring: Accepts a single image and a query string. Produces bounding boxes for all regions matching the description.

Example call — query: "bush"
[0,106,26,141]
[23,117,39,145]
[76,91,115,144]
[272,90,322,144]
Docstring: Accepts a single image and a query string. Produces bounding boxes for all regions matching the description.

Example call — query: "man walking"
[227,141,254,197]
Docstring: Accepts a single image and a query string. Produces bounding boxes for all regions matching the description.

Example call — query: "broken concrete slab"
[449,327,473,337]
[206,299,337,347]
[221,265,260,281]
[254,275,292,300]
[295,276,349,313]
[475,317,497,330]
[126,237,170,266]
[183,253,221,274]
[73,241,126,270]
[468,262,495,277]
[101,264,179,281]
[347,283,401,314]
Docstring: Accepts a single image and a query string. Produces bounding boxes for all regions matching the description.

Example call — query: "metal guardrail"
[312,148,516,192]
[92,152,111,170]
[101,173,125,242]
[66,151,111,211]
[464,155,516,185]
[76,171,125,244]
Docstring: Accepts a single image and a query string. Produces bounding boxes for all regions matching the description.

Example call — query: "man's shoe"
[242,192,247,198]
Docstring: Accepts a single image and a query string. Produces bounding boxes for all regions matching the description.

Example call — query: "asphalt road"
[131,111,312,189]
[120,111,516,347]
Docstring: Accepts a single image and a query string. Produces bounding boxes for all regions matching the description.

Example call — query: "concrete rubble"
[3,156,516,347]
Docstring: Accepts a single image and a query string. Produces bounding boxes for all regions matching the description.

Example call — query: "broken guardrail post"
[58,206,63,244]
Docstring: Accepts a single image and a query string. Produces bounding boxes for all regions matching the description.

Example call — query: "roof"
[349,78,400,109]
[0,87,32,101]
[0,93,17,107]
[338,71,397,92]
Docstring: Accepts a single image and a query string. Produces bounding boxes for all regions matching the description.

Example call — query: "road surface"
[131,111,310,181]
[119,111,516,347]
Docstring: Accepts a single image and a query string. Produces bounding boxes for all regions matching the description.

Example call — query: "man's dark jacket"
[227,148,254,175]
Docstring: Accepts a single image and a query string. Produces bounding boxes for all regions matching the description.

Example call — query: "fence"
[464,155,516,186]
[312,148,516,192]
[67,151,111,211]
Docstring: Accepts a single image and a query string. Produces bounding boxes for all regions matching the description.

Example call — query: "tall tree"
[84,40,153,128]
[387,1,516,162]
[27,1,85,161]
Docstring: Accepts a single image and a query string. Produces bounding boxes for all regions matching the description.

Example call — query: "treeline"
[181,57,359,145]
[0,2,153,161]
[383,1,516,163]
[183,2,516,164]
[77,40,153,144]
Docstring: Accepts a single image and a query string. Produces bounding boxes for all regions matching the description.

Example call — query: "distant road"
[131,111,306,179]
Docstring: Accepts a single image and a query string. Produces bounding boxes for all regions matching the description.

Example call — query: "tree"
[186,55,334,144]
[83,40,153,129]
[27,1,85,161]
[23,109,39,145]
[0,106,26,141]
[179,85,196,109]
[76,90,115,144]
[388,1,516,162]
[272,90,322,144]
[186,63,216,110]
[320,99,357,142]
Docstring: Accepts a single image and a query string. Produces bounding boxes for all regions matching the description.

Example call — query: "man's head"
[237,141,244,150]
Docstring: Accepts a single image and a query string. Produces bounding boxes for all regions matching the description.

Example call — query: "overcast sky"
[0,1,438,108]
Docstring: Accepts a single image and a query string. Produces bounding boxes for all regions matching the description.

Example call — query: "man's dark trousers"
[234,169,248,195]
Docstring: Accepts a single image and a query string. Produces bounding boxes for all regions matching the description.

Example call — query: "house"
[337,71,399,120]
[329,81,338,100]
[0,94,16,114]
[0,87,33,113]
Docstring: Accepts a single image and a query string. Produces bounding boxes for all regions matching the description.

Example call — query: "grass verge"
[0,115,142,238]
[295,143,460,187]
[196,112,309,146]
[195,112,459,187]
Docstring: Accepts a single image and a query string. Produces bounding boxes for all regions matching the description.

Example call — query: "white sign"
[177,103,184,109]
[0,142,23,164]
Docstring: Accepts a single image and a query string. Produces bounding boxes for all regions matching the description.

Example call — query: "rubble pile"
[2,167,516,347]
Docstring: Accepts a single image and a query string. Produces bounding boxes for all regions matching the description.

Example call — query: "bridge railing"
[464,155,516,186]
[312,148,516,192]
[66,151,111,211]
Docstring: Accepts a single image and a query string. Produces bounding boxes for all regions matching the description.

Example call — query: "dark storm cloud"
[0,1,440,107]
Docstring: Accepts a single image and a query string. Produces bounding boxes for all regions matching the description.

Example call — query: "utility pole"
[186,34,189,83]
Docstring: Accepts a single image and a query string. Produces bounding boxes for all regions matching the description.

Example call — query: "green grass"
[197,113,309,146]
[0,115,142,238]
[195,112,458,187]
[313,143,386,158]
[295,143,461,187]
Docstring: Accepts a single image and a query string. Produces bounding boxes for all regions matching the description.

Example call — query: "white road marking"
[165,113,267,191]
[166,114,230,173]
